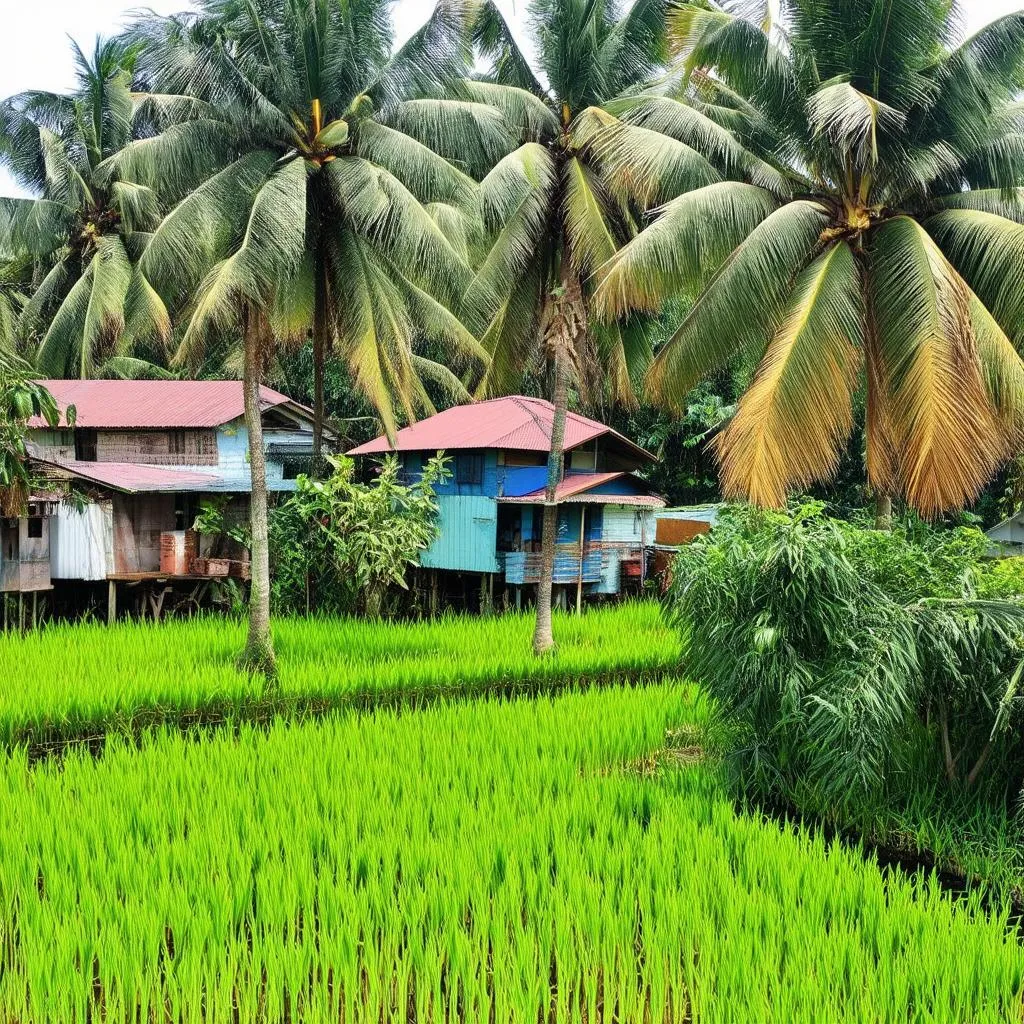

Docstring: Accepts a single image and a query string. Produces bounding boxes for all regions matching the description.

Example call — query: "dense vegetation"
[667,504,1024,896]
[5,683,1023,1023]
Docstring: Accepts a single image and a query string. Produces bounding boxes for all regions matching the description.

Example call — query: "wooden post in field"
[576,506,586,614]
[108,580,117,626]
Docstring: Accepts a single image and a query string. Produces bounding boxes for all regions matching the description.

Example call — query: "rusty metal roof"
[33,457,221,494]
[498,472,665,507]
[28,380,302,429]
[347,396,656,463]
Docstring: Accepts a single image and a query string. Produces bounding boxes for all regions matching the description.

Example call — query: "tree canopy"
[595,0,1024,515]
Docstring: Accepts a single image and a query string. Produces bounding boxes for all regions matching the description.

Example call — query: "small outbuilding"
[986,511,1024,556]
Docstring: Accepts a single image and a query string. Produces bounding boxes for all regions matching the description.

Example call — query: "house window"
[169,431,187,456]
[282,457,311,480]
[75,429,97,462]
[27,518,42,539]
[456,453,483,486]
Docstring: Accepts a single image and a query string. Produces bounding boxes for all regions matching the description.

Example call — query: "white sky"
[0,0,1020,198]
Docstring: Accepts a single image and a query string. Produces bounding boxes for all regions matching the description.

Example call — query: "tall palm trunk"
[312,259,329,467]
[533,347,570,655]
[533,266,583,656]
[242,305,276,679]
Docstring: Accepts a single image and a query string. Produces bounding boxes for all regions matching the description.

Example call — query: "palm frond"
[868,216,1005,515]
[140,150,279,308]
[36,265,93,377]
[595,180,780,321]
[573,107,720,208]
[353,119,478,206]
[925,208,1024,345]
[806,80,906,171]
[457,79,559,141]
[563,156,619,281]
[80,235,132,378]
[607,93,791,195]
[646,199,829,410]
[473,0,547,96]
[715,241,863,507]
[180,155,309,347]
[384,98,514,176]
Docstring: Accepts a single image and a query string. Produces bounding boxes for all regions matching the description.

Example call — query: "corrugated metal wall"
[50,502,114,581]
[595,506,655,594]
[421,496,500,573]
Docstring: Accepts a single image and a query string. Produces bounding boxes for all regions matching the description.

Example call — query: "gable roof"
[347,396,655,463]
[27,379,311,430]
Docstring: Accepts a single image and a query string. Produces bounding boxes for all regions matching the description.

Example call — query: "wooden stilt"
[31,591,37,630]
[18,593,24,634]
[515,586,522,611]
[107,580,117,626]
[430,570,439,617]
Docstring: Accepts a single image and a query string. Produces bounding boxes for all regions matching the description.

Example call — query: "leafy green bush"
[665,504,1024,807]
[977,557,1024,600]
[270,454,448,616]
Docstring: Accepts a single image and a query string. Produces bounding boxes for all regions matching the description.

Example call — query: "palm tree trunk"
[312,261,328,468]
[874,492,892,531]
[533,346,570,656]
[241,305,276,679]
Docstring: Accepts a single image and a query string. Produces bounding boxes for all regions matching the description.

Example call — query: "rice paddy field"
[0,603,676,750]
[4,604,1024,1022]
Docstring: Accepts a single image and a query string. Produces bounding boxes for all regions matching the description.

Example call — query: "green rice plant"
[0,683,1021,1023]
[0,601,677,751]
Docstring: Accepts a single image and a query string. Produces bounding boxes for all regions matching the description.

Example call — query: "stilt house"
[5,380,323,618]
[348,396,665,608]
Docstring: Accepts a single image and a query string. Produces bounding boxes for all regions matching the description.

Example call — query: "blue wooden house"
[348,396,665,607]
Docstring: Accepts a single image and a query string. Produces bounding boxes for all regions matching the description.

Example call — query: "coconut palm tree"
[595,1,1024,523]
[464,0,675,654]
[0,38,175,377]
[118,0,495,454]
[108,0,493,674]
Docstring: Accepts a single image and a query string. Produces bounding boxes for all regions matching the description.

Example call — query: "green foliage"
[271,453,448,616]
[191,496,250,550]
[0,368,62,515]
[596,2,1024,516]
[666,504,1024,806]
[978,558,1024,600]
[0,39,177,377]
[124,0,486,434]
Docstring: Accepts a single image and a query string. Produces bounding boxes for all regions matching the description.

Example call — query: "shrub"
[665,504,1024,807]
[977,557,1024,600]
[270,453,448,616]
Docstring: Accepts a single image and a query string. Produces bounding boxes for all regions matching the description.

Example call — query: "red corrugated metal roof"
[347,396,655,462]
[28,380,297,429]
[35,458,220,493]
[498,472,665,507]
